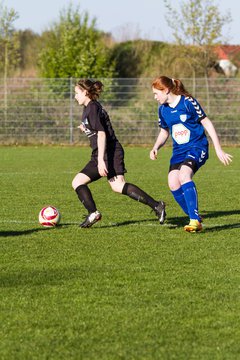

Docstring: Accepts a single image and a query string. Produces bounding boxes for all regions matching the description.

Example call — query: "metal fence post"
[70,77,73,144]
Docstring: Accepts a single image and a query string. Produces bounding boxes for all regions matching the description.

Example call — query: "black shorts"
[80,142,127,181]
[169,159,198,174]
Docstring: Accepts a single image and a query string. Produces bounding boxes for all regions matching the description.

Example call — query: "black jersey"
[81,100,118,152]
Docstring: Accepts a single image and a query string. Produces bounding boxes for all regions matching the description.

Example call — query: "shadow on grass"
[0,228,52,237]
[0,266,85,288]
[203,223,240,232]
[97,218,155,229]
[167,209,240,232]
[0,224,75,237]
[200,209,240,219]
[1,209,239,235]
[97,209,240,230]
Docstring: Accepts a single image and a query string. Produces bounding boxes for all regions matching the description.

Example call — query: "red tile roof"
[215,45,240,60]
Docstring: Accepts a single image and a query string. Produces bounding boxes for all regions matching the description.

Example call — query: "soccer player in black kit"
[72,79,166,228]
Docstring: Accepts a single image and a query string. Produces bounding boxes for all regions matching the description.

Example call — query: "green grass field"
[1,146,239,360]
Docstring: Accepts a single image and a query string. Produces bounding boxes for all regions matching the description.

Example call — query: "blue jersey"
[158,95,208,157]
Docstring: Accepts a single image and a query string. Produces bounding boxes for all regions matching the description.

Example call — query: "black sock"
[122,183,158,209]
[75,185,97,213]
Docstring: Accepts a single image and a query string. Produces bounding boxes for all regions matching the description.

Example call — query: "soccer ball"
[39,206,61,227]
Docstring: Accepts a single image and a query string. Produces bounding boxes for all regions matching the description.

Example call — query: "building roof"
[215,45,240,60]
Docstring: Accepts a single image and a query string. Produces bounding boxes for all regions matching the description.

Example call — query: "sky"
[5,0,240,44]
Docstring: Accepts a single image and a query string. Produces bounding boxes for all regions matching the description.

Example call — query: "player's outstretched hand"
[216,149,233,166]
[77,124,85,132]
[150,149,158,160]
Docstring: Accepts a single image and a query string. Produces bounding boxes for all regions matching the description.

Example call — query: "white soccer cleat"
[80,211,102,228]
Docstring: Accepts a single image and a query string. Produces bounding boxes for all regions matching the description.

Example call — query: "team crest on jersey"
[180,114,187,122]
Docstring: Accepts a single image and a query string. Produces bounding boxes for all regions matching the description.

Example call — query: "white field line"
[0,219,77,225]
[0,169,239,176]
[0,219,171,226]
[0,220,239,228]
[0,171,74,175]
[0,220,39,224]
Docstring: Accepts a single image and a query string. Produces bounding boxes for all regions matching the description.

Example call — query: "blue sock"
[181,181,200,221]
[171,187,189,215]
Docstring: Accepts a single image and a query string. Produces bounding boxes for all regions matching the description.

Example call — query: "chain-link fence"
[0,77,239,145]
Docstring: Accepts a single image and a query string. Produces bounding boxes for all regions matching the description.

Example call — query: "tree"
[163,0,232,77]
[0,1,19,120]
[18,29,42,76]
[38,4,116,80]
[0,1,19,77]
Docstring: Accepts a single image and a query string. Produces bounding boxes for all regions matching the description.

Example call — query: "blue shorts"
[170,146,209,173]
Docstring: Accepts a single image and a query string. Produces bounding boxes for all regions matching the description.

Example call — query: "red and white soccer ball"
[39,206,61,227]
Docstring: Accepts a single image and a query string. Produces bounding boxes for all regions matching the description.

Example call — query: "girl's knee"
[110,184,123,193]
[108,176,125,194]
[168,177,181,191]
[72,177,79,190]
[179,172,191,185]
[72,173,91,190]
[168,183,177,191]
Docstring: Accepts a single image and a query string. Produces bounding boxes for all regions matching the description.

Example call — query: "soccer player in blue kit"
[150,76,232,233]
[72,79,166,228]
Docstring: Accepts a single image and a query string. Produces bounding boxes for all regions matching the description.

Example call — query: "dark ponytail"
[76,79,104,100]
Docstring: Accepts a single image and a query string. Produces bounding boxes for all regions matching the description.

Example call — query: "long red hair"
[152,76,192,97]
